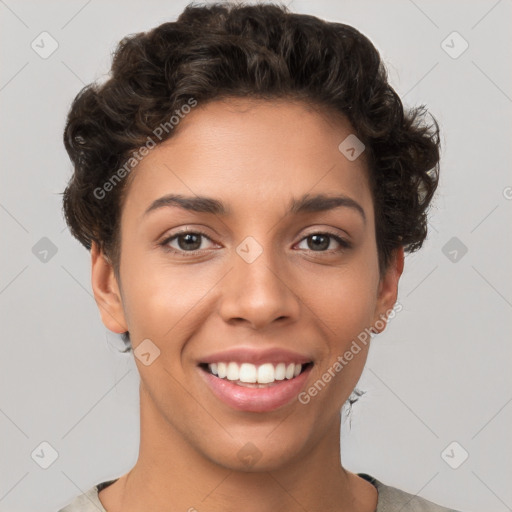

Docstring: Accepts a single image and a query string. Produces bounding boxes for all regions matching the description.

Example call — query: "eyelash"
[159,229,352,257]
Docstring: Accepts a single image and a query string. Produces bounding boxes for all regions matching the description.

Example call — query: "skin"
[91,98,404,512]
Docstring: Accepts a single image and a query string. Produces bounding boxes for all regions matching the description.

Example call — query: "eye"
[160,230,216,255]
[295,232,351,253]
[159,229,351,256]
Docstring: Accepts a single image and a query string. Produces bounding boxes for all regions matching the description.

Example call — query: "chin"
[201,431,309,473]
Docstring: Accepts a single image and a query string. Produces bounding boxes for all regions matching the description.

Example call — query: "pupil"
[309,234,328,251]
[179,233,201,251]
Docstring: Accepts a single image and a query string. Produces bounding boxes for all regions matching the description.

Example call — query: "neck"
[101,384,376,512]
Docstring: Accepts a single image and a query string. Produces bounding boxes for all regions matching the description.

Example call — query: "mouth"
[197,361,314,412]
[199,361,314,387]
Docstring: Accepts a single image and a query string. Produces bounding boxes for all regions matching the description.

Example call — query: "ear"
[90,241,128,333]
[371,246,404,334]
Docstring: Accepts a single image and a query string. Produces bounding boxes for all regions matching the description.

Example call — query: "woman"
[58,2,460,511]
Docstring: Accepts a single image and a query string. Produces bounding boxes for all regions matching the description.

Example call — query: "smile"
[198,361,314,412]
[202,361,312,385]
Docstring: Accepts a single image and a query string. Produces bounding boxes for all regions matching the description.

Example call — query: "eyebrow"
[143,192,366,224]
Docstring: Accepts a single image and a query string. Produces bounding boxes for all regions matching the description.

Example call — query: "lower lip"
[199,365,313,413]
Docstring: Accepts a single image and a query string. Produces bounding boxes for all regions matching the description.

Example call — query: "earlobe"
[90,241,128,334]
[372,247,405,334]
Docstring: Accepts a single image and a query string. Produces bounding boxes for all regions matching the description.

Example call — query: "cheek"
[120,232,380,350]
[304,264,379,334]
[119,256,217,346]
[301,277,374,408]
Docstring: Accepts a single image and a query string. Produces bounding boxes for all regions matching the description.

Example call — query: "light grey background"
[1,1,511,511]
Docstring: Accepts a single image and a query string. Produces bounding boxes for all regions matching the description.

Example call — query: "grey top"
[57,473,462,511]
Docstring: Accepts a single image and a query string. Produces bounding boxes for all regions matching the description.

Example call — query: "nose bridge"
[219,233,300,327]
[238,236,281,286]
[234,233,287,295]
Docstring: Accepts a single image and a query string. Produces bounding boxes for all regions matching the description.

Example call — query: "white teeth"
[257,363,275,384]
[274,362,286,380]
[239,363,257,383]
[206,361,305,384]
[217,362,227,378]
[226,362,239,380]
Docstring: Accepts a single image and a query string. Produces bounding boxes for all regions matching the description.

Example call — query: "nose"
[218,240,301,331]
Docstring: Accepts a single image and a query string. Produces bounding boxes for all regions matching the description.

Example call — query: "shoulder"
[57,479,115,512]
[57,474,464,512]
[357,473,463,512]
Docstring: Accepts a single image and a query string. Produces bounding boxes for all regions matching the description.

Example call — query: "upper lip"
[199,347,313,366]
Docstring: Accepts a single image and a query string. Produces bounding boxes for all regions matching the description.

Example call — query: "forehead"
[121,98,374,222]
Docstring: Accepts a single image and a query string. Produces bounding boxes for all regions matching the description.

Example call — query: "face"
[91,98,403,472]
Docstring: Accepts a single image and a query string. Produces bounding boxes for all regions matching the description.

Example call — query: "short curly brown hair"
[62,1,440,282]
